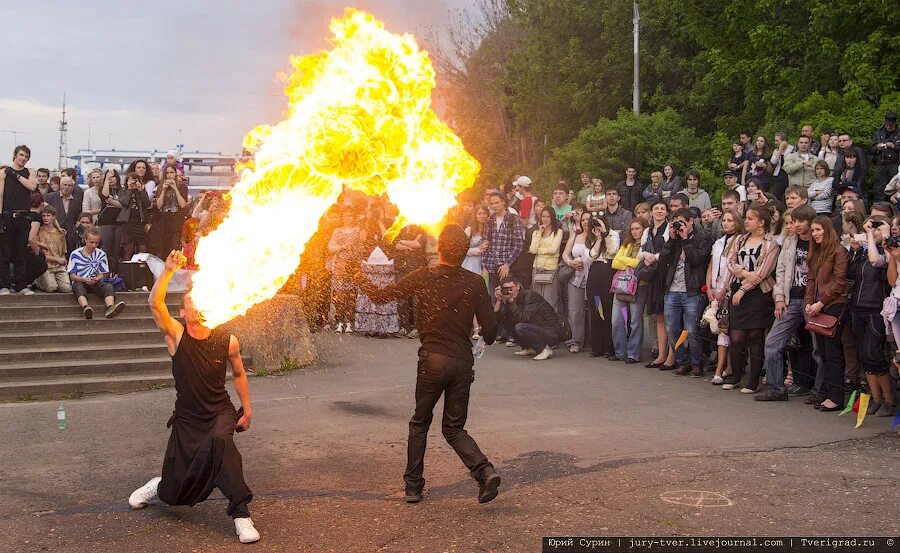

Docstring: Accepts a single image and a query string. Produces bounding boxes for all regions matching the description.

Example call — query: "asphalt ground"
[1,333,898,552]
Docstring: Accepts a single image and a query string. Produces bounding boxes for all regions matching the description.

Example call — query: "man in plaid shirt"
[483,192,524,297]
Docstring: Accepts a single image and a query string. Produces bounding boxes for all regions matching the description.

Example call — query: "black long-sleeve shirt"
[358,264,497,363]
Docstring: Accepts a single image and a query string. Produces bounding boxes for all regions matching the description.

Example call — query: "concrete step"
[0,303,180,320]
[0,291,183,306]
[0,343,169,364]
[0,316,161,333]
[0,328,159,349]
[0,371,175,402]
[0,356,172,379]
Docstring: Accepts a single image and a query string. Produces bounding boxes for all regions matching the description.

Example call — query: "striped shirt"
[67,247,109,279]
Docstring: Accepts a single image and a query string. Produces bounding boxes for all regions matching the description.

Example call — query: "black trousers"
[158,405,252,518]
[0,214,32,291]
[813,304,846,407]
[405,350,491,491]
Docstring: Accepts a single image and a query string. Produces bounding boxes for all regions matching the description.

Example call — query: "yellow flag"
[855,393,870,429]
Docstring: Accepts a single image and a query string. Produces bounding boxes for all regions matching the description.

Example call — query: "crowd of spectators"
[3,114,900,420]
[297,114,900,422]
[0,146,221,318]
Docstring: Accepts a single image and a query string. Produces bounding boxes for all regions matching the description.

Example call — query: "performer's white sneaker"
[234,517,260,543]
[532,346,553,360]
[128,476,161,509]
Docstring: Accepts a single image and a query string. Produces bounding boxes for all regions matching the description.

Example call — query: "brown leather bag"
[805,311,841,338]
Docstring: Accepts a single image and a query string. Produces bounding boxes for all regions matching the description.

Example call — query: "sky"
[0,0,474,169]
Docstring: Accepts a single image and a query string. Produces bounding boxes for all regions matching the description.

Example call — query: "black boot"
[477,466,501,504]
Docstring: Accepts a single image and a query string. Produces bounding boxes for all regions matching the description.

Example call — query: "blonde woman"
[529,207,563,308]
[705,209,744,384]
[642,171,665,205]
[611,217,649,362]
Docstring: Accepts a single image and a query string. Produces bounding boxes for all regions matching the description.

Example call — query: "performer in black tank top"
[128,250,259,544]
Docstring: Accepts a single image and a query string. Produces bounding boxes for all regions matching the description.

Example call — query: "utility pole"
[87,126,91,150]
[632,1,640,114]
[0,130,26,149]
[58,93,69,170]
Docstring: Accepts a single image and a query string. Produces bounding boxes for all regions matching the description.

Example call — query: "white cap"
[514,175,532,187]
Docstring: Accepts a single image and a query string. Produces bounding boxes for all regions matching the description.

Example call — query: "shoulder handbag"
[805,308,844,338]
[610,266,638,296]
[804,270,845,338]
[716,291,731,335]
[532,270,555,285]
[634,234,658,282]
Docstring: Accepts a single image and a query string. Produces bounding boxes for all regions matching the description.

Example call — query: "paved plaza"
[1,334,897,552]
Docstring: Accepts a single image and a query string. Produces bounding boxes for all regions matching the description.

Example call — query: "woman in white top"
[81,168,104,223]
[818,134,840,170]
[585,179,606,212]
[462,204,488,276]
[807,160,834,215]
[705,209,744,384]
[562,211,604,352]
[529,207,563,309]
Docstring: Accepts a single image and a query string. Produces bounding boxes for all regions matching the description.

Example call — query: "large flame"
[190,8,480,328]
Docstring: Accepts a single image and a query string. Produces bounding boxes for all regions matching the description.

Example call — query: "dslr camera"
[885,235,900,249]
[671,220,684,234]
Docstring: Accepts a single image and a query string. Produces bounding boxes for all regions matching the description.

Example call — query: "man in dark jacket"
[354,224,502,504]
[495,277,559,360]
[872,111,900,203]
[658,208,713,376]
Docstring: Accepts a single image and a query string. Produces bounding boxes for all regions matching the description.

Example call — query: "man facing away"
[354,224,501,504]
[130,250,259,544]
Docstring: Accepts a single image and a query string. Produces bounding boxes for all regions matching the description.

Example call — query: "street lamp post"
[633,1,640,115]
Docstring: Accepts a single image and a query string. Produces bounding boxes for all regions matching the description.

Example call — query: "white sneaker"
[533,346,553,360]
[514,348,537,356]
[344,323,353,333]
[19,288,34,296]
[569,344,580,353]
[234,517,260,543]
[0,288,9,296]
[128,476,161,509]
[505,340,517,347]
[335,323,344,333]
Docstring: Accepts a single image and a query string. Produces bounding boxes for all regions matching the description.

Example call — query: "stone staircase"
[0,291,181,401]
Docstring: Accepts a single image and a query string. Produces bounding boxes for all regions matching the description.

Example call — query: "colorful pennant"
[838,390,858,416]
[855,393,870,429]
[674,330,689,350]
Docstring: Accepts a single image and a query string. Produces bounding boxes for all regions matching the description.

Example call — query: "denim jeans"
[611,288,645,361]
[511,322,556,351]
[763,297,806,390]
[663,291,705,367]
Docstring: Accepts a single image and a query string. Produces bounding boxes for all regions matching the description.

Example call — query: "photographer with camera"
[495,276,560,361]
[150,164,189,257]
[658,208,713,377]
[846,216,895,417]
[118,171,152,261]
[0,145,39,295]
